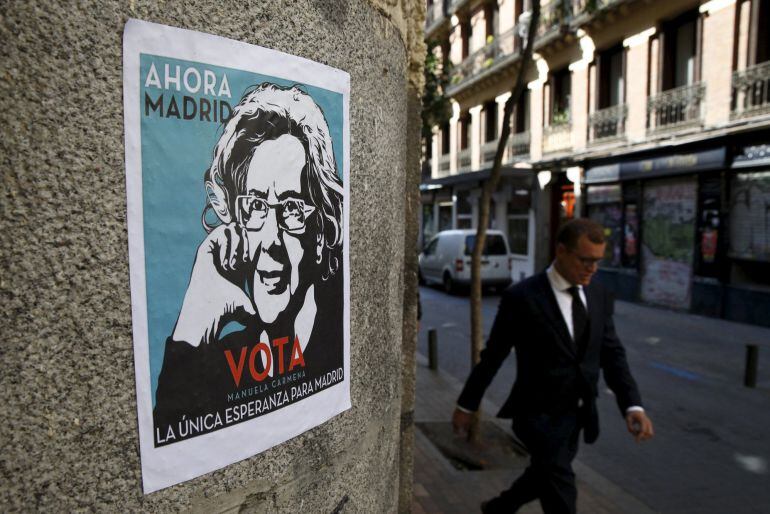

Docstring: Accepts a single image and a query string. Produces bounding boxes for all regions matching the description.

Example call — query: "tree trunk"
[468,0,541,443]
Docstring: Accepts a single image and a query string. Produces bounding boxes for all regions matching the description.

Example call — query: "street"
[418,285,770,514]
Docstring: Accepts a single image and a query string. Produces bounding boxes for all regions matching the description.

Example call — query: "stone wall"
[0,1,423,511]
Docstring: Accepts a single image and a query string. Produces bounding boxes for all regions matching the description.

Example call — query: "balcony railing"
[457,148,472,171]
[732,61,770,120]
[437,153,451,177]
[450,27,519,89]
[425,2,444,31]
[543,121,572,154]
[571,0,619,17]
[589,103,627,144]
[481,140,498,166]
[506,131,531,162]
[647,83,705,134]
[537,0,570,38]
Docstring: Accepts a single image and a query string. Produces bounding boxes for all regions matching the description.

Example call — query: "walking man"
[453,218,654,513]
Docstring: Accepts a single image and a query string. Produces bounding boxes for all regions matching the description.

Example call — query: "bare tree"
[467,0,541,442]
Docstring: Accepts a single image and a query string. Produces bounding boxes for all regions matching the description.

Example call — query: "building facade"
[422,0,770,326]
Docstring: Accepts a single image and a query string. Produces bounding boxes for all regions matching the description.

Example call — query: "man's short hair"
[556,218,606,249]
[203,82,344,278]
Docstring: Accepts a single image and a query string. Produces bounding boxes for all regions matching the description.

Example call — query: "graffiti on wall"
[640,178,696,309]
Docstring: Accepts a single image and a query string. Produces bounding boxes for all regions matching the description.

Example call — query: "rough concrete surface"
[0,0,422,511]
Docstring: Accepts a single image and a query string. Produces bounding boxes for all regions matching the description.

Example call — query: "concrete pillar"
[1,1,425,511]
[431,127,439,178]
[496,92,510,161]
[471,9,487,53]
[529,84,544,160]
[450,100,460,174]
[569,31,594,150]
[701,0,737,126]
[649,35,661,96]
[570,65,589,150]
[450,21,464,65]
[624,28,655,142]
[499,0,516,33]
[470,104,483,171]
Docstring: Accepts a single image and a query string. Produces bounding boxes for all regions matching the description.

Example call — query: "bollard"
[745,344,759,388]
[428,329,438,370]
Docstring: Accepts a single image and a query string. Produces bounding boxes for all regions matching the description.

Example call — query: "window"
[586,185,623,267]
[598,46,624,109]
[438,202,453,232]
[441,121,450,155]
[423,237,438,256]
[459,111,471,150]
[456,190,473,229]
[551,68,571,124]
[662,12,699,90]
[729,171,770,262]
[462,18,471,59]
[507,189,530,255]
[622,181,640,269]
[695,173,723,278]
[514,90,530,133]
[750,0,770,65]
[464,234,509,256]
[483,101,497,142]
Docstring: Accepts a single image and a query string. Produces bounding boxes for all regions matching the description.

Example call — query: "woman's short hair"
[204,82,343,278]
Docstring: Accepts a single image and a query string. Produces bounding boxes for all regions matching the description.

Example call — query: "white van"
[418,229,513,293]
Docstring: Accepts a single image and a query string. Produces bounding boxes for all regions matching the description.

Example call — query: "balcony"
[647,83,706,134]
[449,27,519,90]
[457,147,472,172]
[543,121,572,154]
[588,104,627,144]
[506,131,531,162]
[537,0,570,38]
[425,2,444,32]
[732,61,770,120]
[481,140,498,167]
[437,153,451,177]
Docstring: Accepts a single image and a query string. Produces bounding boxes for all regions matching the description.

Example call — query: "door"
[640,177,697,309]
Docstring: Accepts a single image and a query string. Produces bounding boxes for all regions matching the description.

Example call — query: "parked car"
[418,229,513,293]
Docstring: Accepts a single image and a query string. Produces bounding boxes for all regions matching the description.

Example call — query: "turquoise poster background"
[139,53,344,405]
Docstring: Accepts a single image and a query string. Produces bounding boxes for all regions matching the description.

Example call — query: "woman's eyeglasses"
[236,195,316,233]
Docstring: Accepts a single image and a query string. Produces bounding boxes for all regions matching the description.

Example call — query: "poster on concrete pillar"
[122,19,350,493]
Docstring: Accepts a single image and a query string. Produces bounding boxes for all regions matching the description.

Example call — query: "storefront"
[419,168,537,283]
[722,140,770,326]
[583,138,770,327]
[583,146,726,309]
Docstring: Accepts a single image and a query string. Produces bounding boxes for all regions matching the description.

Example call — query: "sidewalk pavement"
[411,353,658,514]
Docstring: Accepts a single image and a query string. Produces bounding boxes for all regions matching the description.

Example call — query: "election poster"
[123,19,351,493]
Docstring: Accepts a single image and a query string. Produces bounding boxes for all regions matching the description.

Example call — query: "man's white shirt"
[546,264,643,415]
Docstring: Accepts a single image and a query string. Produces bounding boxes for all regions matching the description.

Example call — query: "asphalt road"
[418,285,770,514]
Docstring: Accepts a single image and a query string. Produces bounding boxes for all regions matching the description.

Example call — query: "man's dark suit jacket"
[457,272,642,444]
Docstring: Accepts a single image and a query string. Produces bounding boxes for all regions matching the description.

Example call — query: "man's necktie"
[567,286,587,345]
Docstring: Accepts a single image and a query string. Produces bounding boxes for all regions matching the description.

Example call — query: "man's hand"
[452,408,473,437]
[173,223,256,346]
[625,410,654,442]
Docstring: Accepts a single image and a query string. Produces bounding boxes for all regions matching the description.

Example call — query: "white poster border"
[122,19,351,494]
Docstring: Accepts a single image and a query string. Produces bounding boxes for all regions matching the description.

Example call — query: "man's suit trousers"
[485,410,581,514]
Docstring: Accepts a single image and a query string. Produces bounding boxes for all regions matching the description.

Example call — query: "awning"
[420,166,534,191]
[585,147,727,183]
